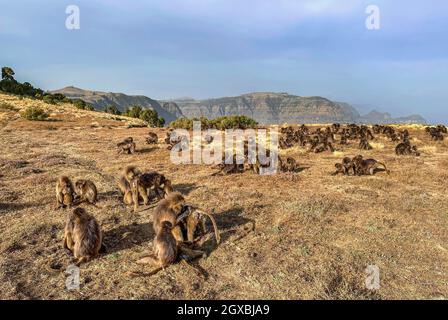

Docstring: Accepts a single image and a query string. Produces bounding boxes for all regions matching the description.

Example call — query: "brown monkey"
[177,206,221,245]
[359,137,373,150]
[129,172,172,212]
[146,132,158,145]
[117,137,136,154]
[74,179,98,204]
[353,155,390,175]
[332,163,346,176]
[137,221,178,267]
[139,172,173,200]
[63,208,102,266]
[55,176,75,209]
[342,156,355,176]
[124,166,141,182]
[117,176,133,205]
[152,192,186,242]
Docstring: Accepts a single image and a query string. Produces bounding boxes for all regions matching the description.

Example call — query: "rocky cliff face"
[51,86,183,123]
[358,110,427,124]
[52,87,427,125]
[170,93,359,124]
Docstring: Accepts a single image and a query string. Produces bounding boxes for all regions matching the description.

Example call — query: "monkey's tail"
[196,210,221,245]
[378,162,390,175]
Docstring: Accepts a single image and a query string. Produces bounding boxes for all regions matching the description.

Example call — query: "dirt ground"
[1,93,447,300]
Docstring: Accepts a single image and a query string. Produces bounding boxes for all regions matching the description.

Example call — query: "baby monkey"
[55,176,75,209]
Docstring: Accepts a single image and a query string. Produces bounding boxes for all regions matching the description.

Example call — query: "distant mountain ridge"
[52,86,427,125]
[51,86,183,123]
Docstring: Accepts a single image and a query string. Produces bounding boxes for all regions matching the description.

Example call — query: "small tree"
[104,105,121,115]
[139,108,165,127]
[73,99,86,109]
[43,95,56,105]
[85,104,95,111]
[124,105,143,118]
[1,67,15,81]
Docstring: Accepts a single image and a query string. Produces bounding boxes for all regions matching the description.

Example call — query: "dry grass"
[0,92,447,300]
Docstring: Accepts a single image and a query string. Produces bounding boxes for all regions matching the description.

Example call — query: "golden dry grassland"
[0,93,447,299]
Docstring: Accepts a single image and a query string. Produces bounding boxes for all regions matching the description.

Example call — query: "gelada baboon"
[396,141,420,156]
[152,192,186,242]
[177,205,221,244]
[332,163,346,176]
[137,221,178,268]
[117,166,141,207]
[63,208,102,266]
[117,137,136,154]
[353,155,390,175]
[279,156,300,173]
[55,176,75,209]
[74,179,98,204]
[146,132,158,145]
[332,157,355,176]
[117,176,133,205]
[129,171,173,212]
[139,172,173,200]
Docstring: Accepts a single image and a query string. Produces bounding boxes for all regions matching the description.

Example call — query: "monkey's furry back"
[74,218,102,256]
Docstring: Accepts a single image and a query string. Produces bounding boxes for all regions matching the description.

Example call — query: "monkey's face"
[75,181,85,193]
[172,199,185,214]
[62,183,73,195]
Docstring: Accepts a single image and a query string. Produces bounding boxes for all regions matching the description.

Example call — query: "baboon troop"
[63,207,102,266]
[117,137,136,154]
[49,121,438,272]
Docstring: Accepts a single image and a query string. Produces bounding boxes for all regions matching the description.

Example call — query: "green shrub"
[20,106,49,121]
[139,108,165,127]
[104,105,121,115]
[169,115,258,130]
[73,99,87,109]
[43,95,56,105]
[123,105,143,118]
[169,117,194,130]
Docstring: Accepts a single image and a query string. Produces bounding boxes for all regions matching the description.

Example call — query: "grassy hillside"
[0,93,447,299]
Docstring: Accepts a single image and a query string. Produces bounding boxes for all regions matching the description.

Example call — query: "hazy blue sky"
[1,0,447,122]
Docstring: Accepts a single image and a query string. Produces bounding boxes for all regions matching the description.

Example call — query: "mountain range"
[52,86,427,125]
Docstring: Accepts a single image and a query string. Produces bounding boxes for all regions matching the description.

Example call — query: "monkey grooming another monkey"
[152,192,186,243]
[353,155,390,176]
[176,205,221,245]
[55,176,75,209]
[63,208,102,266]
[74,179,98,204]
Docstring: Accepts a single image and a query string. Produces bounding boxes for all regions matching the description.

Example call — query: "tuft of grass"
[0,102,19,112]
[20,106,49,121]
[420,145,437,154]
[332,151,344,157]
[370,142,385,149]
